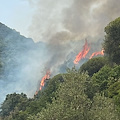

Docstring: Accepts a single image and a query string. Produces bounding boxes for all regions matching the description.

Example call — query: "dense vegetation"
[0,17,120,120]
[103,17,120,64]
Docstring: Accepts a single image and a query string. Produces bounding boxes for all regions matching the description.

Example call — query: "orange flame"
[89,50,104,59]
[39,70,50,90]
[74,40,90,64]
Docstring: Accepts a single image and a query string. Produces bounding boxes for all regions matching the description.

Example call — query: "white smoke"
[28,0,120,43]
[28,0,120,71]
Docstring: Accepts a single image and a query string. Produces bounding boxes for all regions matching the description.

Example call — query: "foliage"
[0,74,63,120]
[1,70,120,120]
[91,64,120,114]
[79,57,108,76]
[25,74,63,115]
[0,93,28,117]
[108,65,120,83]
[91,65,112,92]
[92,65,120,93]
[103,17,120,64]
[107,80,120,98]
[28,72,91,120]
[27,72,119,120]
[89,93,119,120]
[107,80,120,114]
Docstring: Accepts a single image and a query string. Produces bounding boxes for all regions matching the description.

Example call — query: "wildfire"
[89,49,104,59]
[39,70,51,90]
[74,40,90,64]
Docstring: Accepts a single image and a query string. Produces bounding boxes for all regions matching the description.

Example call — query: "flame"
[39,70,50,90]
[74,40,90,64]
[89,49,104,59]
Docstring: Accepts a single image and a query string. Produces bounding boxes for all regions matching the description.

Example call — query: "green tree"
[91,65,112,92]
[27,72,119,120]
[79,57,108,76]
[107,81,120,98]
[27,72,91,120]
[103,17,120,64]
[92,65,120,93]
[107,80,120,114]
[0,93,28,117]
[25,74,63,115]
[89,94,119,120]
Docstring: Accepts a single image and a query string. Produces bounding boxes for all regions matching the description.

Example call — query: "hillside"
[0,22,46,103]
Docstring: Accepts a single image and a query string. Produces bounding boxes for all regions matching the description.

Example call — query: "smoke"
[28,0,120,71]
[0,44,48,104]
[29,0,120,42]
[28,0,73,42]
[0,23,48,104]
[63,0,120,41]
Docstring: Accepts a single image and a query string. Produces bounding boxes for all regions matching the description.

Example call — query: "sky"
[0,0,72,42]
[0,0,35,37]
[0,0,120,43]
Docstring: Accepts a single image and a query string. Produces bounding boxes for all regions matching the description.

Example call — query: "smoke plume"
[28,0,120,70]
[29,0,120,41]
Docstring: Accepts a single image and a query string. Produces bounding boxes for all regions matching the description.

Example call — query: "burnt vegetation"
[0,17,120,120]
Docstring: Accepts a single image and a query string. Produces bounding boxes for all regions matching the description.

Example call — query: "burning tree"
[89,50,104,59]
[74,40,90,64]
[39,70,51,90]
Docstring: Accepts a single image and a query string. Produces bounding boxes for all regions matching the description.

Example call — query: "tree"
[91,65,112,92]
[103,17,120,64]
[79,57,108,76]
[107,81,120,98]
[107,80,120,113]
[92,65,120,95]
[25,74,63,115]
[27,72,119,120]
[28,72,91,120]
[0,93,28,117]
[89,94,119,120]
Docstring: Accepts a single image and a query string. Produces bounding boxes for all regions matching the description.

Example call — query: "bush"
[80,57,108,76]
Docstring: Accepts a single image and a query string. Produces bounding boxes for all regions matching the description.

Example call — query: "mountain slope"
[0,22,46,103]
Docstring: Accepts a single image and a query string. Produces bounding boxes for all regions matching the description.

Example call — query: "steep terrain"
[0,22,46,103]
